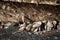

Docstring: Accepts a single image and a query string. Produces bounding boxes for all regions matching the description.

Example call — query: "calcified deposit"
[0,0,60,37]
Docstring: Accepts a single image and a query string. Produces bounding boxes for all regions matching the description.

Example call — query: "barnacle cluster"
[0,0,60,36]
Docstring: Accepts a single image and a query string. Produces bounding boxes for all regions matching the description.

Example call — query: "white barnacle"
[33,28,38,32]
[32,21,42,33]
[53,20,57,25]
[42,20,47,23]
[4,22,11,29]
[23,0,26,2]
[31,0,34,3]
[47,13,52,16]
[49,2,54,4]
[16,0,21,2]
[46,20,53,31]
[6,6,10,11]
[4,26,9,29]
[26,24,32,31]
[21,12,24,22]
[19,22,26,31]
[33,28,39,35]
[2,5,6,10]
[16,14,19,18]
[33,21,42,28]
[20,22,25,27]
[22,16,24,22]
[47,21,53,27]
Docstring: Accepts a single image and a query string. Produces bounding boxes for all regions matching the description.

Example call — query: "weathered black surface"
[0,30,60,40]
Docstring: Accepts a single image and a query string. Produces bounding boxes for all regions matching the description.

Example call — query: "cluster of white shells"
[26,20,60,34]
[0,20,60,35]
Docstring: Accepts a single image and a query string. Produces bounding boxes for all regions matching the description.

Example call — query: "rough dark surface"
[0,30,60,40]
